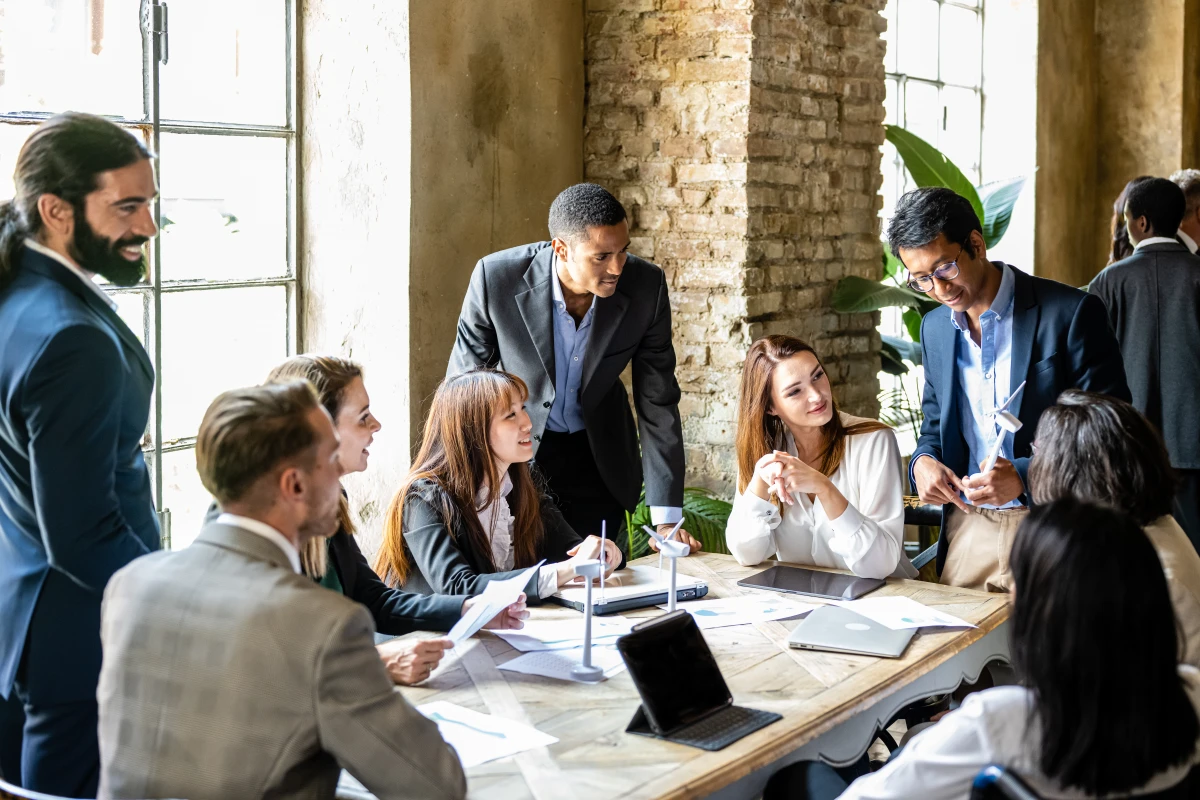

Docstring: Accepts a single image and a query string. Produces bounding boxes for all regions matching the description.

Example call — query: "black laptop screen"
[617,611,732,733]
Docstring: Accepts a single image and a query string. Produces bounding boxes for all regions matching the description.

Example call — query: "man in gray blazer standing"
[448,183,698,554]
[97,382,466,800]
[1091,176,1200,551]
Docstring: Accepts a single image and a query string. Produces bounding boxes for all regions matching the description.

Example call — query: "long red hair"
[375,368,545,587]
[735,335,889,496]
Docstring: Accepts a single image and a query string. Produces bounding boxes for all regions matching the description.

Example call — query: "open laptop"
[548,564,708,615]
[618,611,781,750]
[786,605,916,658]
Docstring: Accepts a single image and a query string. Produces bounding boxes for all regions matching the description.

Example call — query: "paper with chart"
[416,700,558,767]
[492,615,637,652]
[498,645,627,682]
[834,596,975,630]
[447,561,544,644]
[661,594,819,629]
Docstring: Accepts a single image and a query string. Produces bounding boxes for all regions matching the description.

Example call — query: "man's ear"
[550,237,570,264]
[36,193,75,239]
[277,466,304,504]
[970,228,987,262]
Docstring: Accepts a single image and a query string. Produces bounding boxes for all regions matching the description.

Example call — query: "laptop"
[617,611,781,751]
[548,564,708,615]
[737,564,885,601]
[786,605,916,658]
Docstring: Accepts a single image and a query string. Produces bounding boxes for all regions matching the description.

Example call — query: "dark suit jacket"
[399,476,625,600]
[1089,241,1200,468]
[913,263,1130,573]
[447,242,684,512]
[0,246,159,703]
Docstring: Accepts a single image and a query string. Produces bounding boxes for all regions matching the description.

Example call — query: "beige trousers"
[939,505,1029,593]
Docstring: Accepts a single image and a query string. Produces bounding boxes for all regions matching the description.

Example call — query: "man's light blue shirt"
[546,258,682,526]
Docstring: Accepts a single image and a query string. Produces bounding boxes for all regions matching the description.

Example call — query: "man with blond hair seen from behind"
[96,382,466,800]
[1170,169,1200,254]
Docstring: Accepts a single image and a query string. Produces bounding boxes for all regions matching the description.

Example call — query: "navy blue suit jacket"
[0,246,159,704]
[912,264,1130,573]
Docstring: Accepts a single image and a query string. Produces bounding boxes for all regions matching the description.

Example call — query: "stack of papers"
[446,561,544,644]
[499,646,627,682]
[833,596,975,630]
[492,616,637,651]
[417,701,558,767]
[660,595,818,630]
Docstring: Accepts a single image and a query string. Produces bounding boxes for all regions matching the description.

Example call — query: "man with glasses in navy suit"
[888,188,1129,592]
[0,113,160,797]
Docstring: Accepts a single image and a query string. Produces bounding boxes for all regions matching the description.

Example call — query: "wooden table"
[394,553,1011,800]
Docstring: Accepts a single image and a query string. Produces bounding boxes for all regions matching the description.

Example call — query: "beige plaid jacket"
[97,522,466,800]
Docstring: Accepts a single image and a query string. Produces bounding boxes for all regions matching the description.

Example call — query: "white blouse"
[474,472,559,598]
[841,666,1200,799]
[725,415,917,579]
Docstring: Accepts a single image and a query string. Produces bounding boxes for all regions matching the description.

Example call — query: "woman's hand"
[470,593,530,630]
[750,451,830,506]
[558,535,622,585]
[376,637,453,685]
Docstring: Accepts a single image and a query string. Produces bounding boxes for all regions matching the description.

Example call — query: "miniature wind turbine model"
[654,518,685,574]
[570,559,606,683]
[981,380,1027,473]
[643,524,691,612]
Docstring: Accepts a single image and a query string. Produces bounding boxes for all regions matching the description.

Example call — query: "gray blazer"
[1090,241,1200,468]
[448,241,685,511]
[97,522,467,800]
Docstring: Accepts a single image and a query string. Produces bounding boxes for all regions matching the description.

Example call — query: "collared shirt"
[216,513,301,574]
[475,472,558,599]
[547,259,596,434]
[1135,235,1184,250]
[1178,229,1198,254]
[951,263,1021,509]
[24,237,117,311]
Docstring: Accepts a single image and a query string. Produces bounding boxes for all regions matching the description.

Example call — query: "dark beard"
[69,212,148,287]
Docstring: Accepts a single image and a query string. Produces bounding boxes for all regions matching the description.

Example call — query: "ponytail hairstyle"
[265,354,365,578]
[0,113,152,290]
[735,335,889,497]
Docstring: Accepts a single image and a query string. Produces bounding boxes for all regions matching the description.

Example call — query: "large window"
[0,0,297,549]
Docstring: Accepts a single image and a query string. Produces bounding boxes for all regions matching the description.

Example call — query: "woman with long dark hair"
[1029,389,1200,669]
[376,368,622,599]
[725,335,915,578]
[774,499,1200,799]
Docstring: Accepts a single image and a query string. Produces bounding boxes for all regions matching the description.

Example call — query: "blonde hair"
[264,354,364,578]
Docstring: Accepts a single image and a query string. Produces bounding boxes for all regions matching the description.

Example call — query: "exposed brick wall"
[585,0,885,495]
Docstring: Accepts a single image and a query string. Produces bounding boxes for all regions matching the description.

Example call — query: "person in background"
[890,187,1128,592]
[376,368,622,600]
[1106,178,1144,264]
[1170,168,1200,254]
[447,182,701,558]
[1089,177,1200,551]
[1028,390,1200,668]
[725,335,916,579]
[262,355,527,685]
[767,499,1200,800]
[98,382,466,800]
[0,113,160,797]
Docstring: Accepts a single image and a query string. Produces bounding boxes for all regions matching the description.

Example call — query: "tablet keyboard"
[668,705,781,751]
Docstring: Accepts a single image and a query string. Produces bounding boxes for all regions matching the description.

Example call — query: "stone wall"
[585,0,885,494]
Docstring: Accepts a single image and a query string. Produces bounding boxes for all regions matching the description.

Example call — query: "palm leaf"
[625,487,733,559]
[880,339,909,376]
[978,176,1027,248]
[885,125,984,225]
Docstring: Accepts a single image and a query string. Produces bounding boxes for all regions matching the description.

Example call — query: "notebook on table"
[786,604,916,658]
[548,564,708,615]
[617,610,782,751]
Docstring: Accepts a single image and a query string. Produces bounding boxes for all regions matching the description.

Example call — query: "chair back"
[970,764,1200,800]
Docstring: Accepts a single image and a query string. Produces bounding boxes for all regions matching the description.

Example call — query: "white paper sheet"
[834,596,975,630]
[498,645,627,682]
[416,700,558,768]
[492,616,638,651]
[447,561,544,644]
[660,595,819,629]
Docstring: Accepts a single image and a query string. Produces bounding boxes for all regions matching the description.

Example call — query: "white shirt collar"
[476,470,514,510]
[24,237,118,310]
[951,261,1015,333]
[1178,229,1198,254]
[551,254,597,315]
[216,513,302,574]
[1134,236,1182,250]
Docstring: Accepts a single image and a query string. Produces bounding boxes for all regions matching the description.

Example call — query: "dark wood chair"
[903,495,941,581]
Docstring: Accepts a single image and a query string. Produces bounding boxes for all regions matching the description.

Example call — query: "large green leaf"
[882,333,922,366]
[625,487,732,560]
[978,176,1027,248]
[901,308,924,344]
[880,339,910,376]
[882,249,903,280]
[831,275,937,315]
[885,125,984,225]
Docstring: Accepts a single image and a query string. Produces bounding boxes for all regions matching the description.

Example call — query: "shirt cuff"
[536,564,560,599]
[909,453,936,491]
[734,490,779,519]
[650,506,683,526]
[824,502,865,538]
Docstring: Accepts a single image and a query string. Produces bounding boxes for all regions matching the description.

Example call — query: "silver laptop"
[786,605,916,658]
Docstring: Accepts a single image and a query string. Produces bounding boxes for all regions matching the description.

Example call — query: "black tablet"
[736,565,885,600]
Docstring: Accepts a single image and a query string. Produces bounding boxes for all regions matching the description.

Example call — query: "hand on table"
[467,592,530,631]
[647,523,702,554]
[912,455,969,512]
[559,535,622,584]
[376,637,453,685]
[962,458,1023,507]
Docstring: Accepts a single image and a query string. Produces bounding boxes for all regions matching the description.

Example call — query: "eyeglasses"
[907,247,963,293]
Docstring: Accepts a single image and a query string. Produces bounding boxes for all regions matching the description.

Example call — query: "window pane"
[159,0,287,125]
[881,0,897,74]
[884,78,898,126]
[942,86,981,176]
[112,291,146,346]
[159,134,287,281]
[158,447,213,550]
[903,80,940,149]
[0,0,143,118]
[160,286,288,441]
[880,141,901,223]
[897,0,939,80]
[940,6,982,88]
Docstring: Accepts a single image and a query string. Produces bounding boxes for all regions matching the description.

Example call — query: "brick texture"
[585,0,886,494]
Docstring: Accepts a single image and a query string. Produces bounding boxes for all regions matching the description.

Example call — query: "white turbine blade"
[997,380,1027,414]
